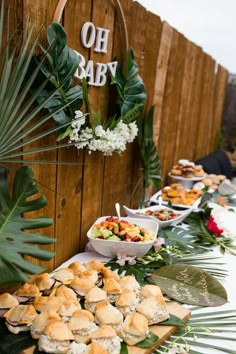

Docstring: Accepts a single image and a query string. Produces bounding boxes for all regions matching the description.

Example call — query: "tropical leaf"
[0,166,55,285]
[110,48,147,115]
[156,308,236,354]
[0,4,81,165]
[27,21,83,124]
[150,264,228,306]
[136,331,159,348]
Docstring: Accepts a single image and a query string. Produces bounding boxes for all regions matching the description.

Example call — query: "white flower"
[95,125,106,137]
[74,110,84,118]
[211,207,236,238]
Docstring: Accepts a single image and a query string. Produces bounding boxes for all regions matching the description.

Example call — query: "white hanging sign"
[74,22,118,87]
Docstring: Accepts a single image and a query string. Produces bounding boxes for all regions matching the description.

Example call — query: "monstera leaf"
[0,166,56,285]
[110,48,147,116]
[27,22,83,124]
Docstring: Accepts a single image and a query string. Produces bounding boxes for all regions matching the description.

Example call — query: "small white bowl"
[123,205,192,228]
[87,216,158,258]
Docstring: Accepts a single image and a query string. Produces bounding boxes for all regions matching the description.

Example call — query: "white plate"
[168,173,206,182]
[149,189,202,209]
[168,173,206,189]
[123,205,192,228]
[87,216,159,258]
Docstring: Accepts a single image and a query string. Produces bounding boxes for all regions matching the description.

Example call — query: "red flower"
[207,215,223,236]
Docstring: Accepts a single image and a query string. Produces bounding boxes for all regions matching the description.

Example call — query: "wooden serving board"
[21,302,190,354]
[128,302,191,354]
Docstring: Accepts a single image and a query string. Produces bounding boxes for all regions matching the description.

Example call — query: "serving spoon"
[115,202,121,219]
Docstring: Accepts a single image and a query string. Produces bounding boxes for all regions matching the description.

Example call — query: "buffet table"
[57,248,236,353]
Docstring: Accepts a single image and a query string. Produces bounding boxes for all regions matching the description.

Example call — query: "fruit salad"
[90,217,155,243]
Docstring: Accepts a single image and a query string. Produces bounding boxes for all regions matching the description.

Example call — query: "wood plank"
[153,21,173,147]
[211,64,228,150]
[174,42,201,162]
[185,46,205,162]
[158,30,187,183]
[130,10,163,206]
[21,0,60,272]
[54,0,91,267]
[195,54,216,159]
[80,0,115,251]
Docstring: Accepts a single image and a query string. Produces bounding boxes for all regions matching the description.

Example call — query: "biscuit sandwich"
[4,304,37,334]
[84,287,107,313]
[90,325,122,354]
[38,319,74,353]
[30,310,60,339]
[120,312,149,346]
[0,293,19,317]
[68,309,98,344]
[136,294,169,325]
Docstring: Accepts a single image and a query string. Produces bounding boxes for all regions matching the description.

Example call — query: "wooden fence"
[3,0,228,272]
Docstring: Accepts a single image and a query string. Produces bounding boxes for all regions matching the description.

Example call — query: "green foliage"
[110,48,147,117]
[137,106,162,207]
[157,308,236,354]
[27,22,83,125]
[0,166,55,285]
[0,5,79,165]
[150,264,228,306]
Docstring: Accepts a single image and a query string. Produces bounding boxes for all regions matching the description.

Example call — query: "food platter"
[149,189,202,209]
[123,204,192,228]
[20,302,191,354]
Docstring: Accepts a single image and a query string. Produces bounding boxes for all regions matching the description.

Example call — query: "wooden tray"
[128,302,190,354]
[21,302,190,354]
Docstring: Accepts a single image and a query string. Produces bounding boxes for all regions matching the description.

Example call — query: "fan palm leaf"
[0,2,79,165]
[156,308,236,353]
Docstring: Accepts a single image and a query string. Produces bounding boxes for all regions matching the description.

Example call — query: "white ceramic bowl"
[123,205,192,228]
[87,216,159,258]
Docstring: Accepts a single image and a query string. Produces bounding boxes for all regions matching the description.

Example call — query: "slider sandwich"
[70,277,95,299]
[55,284,78,301]
[52,267,74,285]
[94,300,123,333]
[14,282,41,304]
[100,267,120,281]
[139,284,163,299]
[119,275,140,292]
[68,261,87,275]
[0,293,19,317]
[79,270,99,286]
[34,295,63,313]
[30,310,60,339]
[38,319,74,353]
[136,295,169,325]
[90,325,122,354]
[102,278,122,303]
[58,299,81,322]
[34,272,58,296]
[84,287,107,313]
[83,260,104,272]
[115,289,140,316]
[120,312,149,346]
[68,341,87,354]
[85,342,109,354]
[68,309,98,344]
[4,304,37,334]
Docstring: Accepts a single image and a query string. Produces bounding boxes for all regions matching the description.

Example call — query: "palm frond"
[0,5,80,165]
[156,307,236,353]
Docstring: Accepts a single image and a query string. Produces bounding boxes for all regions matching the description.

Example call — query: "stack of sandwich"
[0,260,170,354]
[170,160,206,178]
